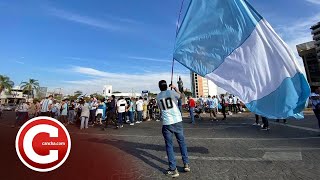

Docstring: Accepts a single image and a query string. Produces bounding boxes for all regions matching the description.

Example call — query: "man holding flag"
[157,80,190,178]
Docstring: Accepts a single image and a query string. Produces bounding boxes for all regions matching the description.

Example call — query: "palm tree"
[0,75,14,94]
[20,79,40,99]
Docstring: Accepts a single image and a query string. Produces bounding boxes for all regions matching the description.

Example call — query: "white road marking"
[69,131,320,141]
[167,152,302,161]
[250,147,320,151]
[262,152,302,161]
[269,121,320,132]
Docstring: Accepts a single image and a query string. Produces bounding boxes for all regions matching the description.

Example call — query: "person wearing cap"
[157,80,190,178]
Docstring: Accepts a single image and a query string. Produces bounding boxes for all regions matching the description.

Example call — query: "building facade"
[103,85,113,97]
[190,72,218,98]
[0,88,27,104]
[297,41,320,90]
[311,22,320,59]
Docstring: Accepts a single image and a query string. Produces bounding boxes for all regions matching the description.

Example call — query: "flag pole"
[171,0,185,89]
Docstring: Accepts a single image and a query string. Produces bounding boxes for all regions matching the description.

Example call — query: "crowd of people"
[11,94,162,129]
[6,87,320,133]
[186,94,244,125]
[1,83,319,178]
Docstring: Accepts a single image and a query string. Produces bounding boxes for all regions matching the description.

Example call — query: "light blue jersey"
[157,90,182,125]
[207,98,216,109]
[61,103,68,116]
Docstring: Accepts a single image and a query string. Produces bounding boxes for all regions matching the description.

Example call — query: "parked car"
[3,103,16,111]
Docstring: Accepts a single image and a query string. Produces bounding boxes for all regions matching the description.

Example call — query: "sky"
[0,0,319,95]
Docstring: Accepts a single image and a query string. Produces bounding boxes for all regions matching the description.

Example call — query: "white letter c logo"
[23,124,59,164]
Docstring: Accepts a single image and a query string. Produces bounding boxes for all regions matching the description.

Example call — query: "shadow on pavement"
[86,138,209,173]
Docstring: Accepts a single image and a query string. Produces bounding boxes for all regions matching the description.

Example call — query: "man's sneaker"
[147,119,151,121]
[165,169,179,178]
[136,121,141,124]
[184,164,191,172]
[120,125,124,128]
[130,123,134,126]
[260,127,269,131]
[252,123,260,126]
[156,119,160,122]
[126,120,130,123]
[213,117,217,120]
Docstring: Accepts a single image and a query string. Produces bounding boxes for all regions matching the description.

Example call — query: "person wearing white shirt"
[232,95,237,113]
[213,96,219,114]
[89,97,99,125]
[228,96,233,113]
[136,97,144,123]
[116,96,127,128]
[13,102,29,128]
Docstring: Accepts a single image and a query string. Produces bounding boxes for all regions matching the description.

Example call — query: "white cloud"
[14,60,25,65]
[61,66,190,94]
[48,7,125,31]
[274,12,320,65]
[305,0,320,5]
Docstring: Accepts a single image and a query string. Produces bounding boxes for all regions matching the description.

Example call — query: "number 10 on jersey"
[159,98,173,110]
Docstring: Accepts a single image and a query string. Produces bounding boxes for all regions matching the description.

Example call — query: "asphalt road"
[0,111,319,180]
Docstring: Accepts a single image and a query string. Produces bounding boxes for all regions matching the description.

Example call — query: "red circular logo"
[15,116,71,172]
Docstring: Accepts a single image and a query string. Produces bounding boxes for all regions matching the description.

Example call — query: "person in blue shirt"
[206,95,217,121]
[156,80,190,178]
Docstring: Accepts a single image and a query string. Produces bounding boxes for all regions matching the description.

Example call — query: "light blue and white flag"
[173,0,310,119]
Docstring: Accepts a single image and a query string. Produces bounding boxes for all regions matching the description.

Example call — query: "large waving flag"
[173,0,310,119]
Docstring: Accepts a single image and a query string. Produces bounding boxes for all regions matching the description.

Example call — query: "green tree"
[20,79,40,99]
[184,91,193,98]
[74,90,83,96]
[148,92,157,98]
[90,93,105,100]
[0,75,14,94]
